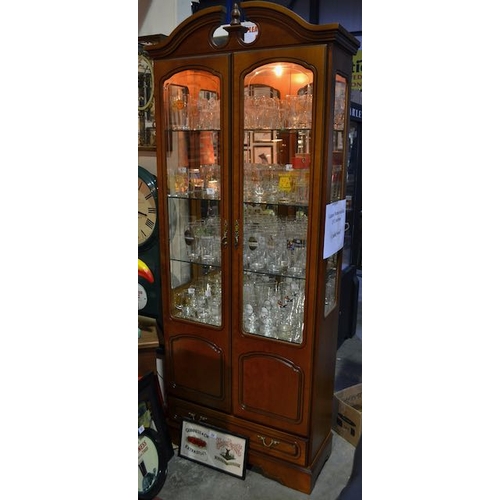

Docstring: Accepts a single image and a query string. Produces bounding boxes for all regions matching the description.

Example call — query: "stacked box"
[333,383,362,447]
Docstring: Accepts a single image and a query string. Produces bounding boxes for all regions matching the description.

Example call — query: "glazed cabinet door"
[156,55,233,413]
[230,45,333,436]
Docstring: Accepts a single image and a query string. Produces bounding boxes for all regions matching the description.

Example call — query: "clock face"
[138,283,148,310]
[138,176,157,246]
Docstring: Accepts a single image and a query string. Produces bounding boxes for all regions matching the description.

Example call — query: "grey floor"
[154,273,362,499]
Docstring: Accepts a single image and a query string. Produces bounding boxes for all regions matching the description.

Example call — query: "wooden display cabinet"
[147,2,359,493]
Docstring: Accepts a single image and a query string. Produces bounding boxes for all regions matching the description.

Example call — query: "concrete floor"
[154,274,362,499]
[155,431,356,500]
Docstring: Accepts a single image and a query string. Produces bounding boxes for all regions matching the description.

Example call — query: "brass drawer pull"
[257,435,280,448]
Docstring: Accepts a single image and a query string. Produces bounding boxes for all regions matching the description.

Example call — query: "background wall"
[139,0,361,42]
[139,0,193,36]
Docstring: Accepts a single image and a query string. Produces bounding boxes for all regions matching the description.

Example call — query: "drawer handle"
[188,412,196,420]
[257,435,280,448]
[234,219,239,247]
[222,219,228,247]
[198,415,208,422]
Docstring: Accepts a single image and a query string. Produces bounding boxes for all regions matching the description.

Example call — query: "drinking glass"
[284,95,312,129]
[184,219,203,262]
[200,164,220,199]
[170,94,189,130]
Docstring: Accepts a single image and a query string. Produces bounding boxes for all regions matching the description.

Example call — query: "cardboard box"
[333,383,362,447]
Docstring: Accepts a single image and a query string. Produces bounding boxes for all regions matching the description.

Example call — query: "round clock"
[138,166,158,248]
[138,52,154,111]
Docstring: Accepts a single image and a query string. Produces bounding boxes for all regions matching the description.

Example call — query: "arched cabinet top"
[145,1,360,60]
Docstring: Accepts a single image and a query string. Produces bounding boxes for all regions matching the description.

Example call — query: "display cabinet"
[147,2,359,493]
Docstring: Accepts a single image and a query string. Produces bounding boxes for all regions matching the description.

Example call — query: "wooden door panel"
[234,352,306,432]
[168,335,229,410]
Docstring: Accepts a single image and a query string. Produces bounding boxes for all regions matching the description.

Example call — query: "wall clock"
[138,166,158,248]
[138,371,173,499]
[138,427,168,499]
[138,166,163,327]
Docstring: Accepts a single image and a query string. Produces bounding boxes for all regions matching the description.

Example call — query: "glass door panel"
[162,70,223,327]
[241,62,313,344]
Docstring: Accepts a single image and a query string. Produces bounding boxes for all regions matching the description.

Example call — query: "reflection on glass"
[324,253,338,316]
[330,74,347,203]
[330,164,342,202]
[333,77,347,131]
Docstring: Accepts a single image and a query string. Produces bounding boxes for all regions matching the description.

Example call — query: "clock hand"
[138,210,147,217]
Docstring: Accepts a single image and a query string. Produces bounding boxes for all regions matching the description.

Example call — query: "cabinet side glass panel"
[324,74,348,317]
[162,70,223,327]
[241,62,313,344]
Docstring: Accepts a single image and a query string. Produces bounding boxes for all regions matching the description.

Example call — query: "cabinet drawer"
[169,397,230,430]
[168,398,308,466]
[245,427,308,466]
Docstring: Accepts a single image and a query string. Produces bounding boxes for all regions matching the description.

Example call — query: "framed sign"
[179,419,249,479]
[253,145,273,164]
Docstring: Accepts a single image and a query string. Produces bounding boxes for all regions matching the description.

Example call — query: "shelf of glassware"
[166,177,222,327]
[241,121,310,345]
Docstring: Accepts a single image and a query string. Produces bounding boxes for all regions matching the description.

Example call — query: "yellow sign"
[278,173,293,192]
[352,50,362,91]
